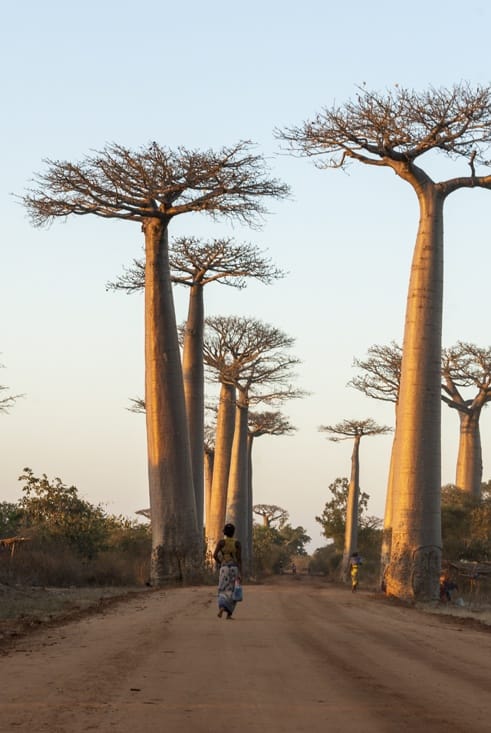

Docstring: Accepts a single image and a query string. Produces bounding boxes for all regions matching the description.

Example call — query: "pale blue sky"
[1,0,490,549]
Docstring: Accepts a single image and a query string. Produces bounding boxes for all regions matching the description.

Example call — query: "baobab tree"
[319,419,391,578]
[442,342,491,500]
[203,425,215,534]
[203,316,303,572]
[246,411,296,561]
[253,503,289,528]
[353,341,491,523]
[22,141,289,585]
[349,342,401,585]
[110,236,284,536]
[280,82,491,601]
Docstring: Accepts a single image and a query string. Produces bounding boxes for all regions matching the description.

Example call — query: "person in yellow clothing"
[349,552,362,592]
[213,523,242,619]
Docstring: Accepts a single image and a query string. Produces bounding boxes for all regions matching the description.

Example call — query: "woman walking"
[213,523,242,619]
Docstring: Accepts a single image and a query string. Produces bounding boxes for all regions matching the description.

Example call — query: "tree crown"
[203,315,305,404]
[278,83,491,190]
[23,140,290,227]
[107,236,285,293]
[319,418,392,442]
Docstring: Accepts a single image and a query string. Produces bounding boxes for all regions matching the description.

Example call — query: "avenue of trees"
[8,81,490,601]
[22,141,290,585]
[202,315,303,572]
[350,340,491,585]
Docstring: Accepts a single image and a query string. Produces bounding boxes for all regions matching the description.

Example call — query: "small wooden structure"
[0,536,30,557]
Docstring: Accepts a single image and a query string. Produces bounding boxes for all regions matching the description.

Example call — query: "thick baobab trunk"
[205,382,236,561]
[341,435,361,578]
[247,433,254,572]
[380,427,397,590]
[204,446,214,530]
[386,187,444,602]
[455,411,482,500]
[182,284,205,536]
[144,221,201,585]
[226,394,250,574]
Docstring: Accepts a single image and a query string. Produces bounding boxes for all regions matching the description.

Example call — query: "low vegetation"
[0,469,151,588]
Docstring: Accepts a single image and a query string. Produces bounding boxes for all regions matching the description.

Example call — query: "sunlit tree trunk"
[182,283,205,537]
[380,433,396,589]
[456,411,482,499]
[386,186,444,602]
[204,446,214,532]
[205,382,236,561]
[341,434,361,578]
[247,433,254,572]
[226,393,250,573]
[144,220,201,584]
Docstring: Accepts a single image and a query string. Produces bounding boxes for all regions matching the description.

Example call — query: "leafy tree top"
[315,477,381,550]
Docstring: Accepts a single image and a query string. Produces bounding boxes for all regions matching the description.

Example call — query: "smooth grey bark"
[144,221,200,584]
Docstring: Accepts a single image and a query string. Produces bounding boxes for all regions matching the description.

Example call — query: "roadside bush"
[308,544,340,576]
[0,469,152,587]
[0,502,23,537]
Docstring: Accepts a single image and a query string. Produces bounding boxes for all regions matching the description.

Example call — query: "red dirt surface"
[1,578,490,732]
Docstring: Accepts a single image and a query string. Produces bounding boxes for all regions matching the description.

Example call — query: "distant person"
[439,573,458,603]
[213,523,242,620]
[349,552,362,593]
[291,562,297,575]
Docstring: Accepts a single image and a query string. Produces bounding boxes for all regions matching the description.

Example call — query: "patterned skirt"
[218,563,239,614]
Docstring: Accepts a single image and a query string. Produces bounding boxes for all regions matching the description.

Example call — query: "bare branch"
[349,341,402,404]
[107,236,285,294]
[203,315,304,405]
[22,140,290,229]
[277,82,491,186]
[319,418,392,442]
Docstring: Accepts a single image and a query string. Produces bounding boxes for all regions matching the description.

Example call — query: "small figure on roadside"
[439,573,458,603]
[291,562,297,575]
[213,523,242,620]
[349,552,362,593]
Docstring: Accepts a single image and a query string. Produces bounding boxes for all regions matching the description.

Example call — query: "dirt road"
[1,578,490,732]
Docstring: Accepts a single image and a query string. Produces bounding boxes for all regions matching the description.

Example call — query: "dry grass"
[0,584,149,648]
